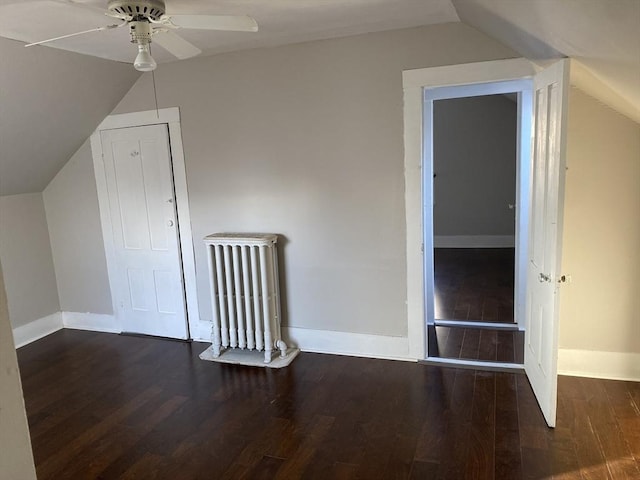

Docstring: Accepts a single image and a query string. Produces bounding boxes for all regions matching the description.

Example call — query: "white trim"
[421,357,524,372]
[192,319,213,343]
[424,79,532,101]
[434,319,520,331]
[403,59,537,360]
[166,120,200,338]
[402,58,535,89]
[62,312,120,334]
[558,349,640,382]
[97,108,179,130]
[433,235,515,248]
[90,107,201,340]
[425,79,531,333]
[403,82,427,361]
[12,313,63,348]
[193,321,414,361]
[514,88,533,333]
[284,327,413,362]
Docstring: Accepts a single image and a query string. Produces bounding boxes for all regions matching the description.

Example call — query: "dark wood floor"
[428,326,524,364]
[434,248,515,324]
[18,330,640,480]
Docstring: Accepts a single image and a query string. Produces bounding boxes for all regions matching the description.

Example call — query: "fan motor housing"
[107,0,166,21]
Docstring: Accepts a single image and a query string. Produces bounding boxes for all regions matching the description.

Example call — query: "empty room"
[1,1,639,478]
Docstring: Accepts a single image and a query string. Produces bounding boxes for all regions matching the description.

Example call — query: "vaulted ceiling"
[1,0,638,195]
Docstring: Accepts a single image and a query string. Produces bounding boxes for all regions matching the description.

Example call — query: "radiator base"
[199,345,300,369]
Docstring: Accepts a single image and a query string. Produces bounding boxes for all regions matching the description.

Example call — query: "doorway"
[90,107,201,340]
[402,58,570,427]
[429,94,524,365]
[419,78,533,373]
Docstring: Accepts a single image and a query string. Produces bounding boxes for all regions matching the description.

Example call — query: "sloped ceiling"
[453,0,640,122]
[0,37,139,195]
[0,0,638,195]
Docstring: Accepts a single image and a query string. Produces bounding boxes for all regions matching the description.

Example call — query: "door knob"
[167,220,174,227]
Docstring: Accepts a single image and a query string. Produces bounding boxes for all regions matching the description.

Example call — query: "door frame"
[403,58,538,360]
[90,107,201,339]
[425,79,532,335]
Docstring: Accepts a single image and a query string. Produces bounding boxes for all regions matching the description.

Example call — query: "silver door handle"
[539,273,551,283]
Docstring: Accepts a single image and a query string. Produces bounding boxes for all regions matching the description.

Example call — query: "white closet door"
[101,124,188,339]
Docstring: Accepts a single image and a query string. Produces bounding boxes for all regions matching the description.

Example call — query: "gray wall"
[0,261,37,479]
[433,95,517,236]
[560,88,640,354]
[0,193,59,328]
[43,140,112,314]
[48,23,515,337]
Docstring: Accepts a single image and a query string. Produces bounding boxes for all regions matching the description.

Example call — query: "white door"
[525,60,569,427]
[100,124,189,339]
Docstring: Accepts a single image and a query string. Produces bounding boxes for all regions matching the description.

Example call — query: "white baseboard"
[62,312,120,334]
[192,321,413,361]
[434,235,515,248]
[284,326,413,362]
[12,313,63,348]
[16,316,638,381]
[192,320,212,343]
[558,348,640,381]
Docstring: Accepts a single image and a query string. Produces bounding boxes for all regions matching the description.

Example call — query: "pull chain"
[150,45,159,119]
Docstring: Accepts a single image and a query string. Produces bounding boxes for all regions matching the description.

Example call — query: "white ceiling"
[0,0,638,195]
[0,0,460,64]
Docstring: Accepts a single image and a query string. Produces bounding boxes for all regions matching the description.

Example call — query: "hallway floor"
[434,248,515,323]
[431,248,522,364]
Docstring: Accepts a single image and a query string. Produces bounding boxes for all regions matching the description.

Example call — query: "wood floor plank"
[584,378,640,478]
[478,329,498,362]
[408,460,439,479]
[414,367,457,463]
[431,326,522,364]
[434,248,515,324]
[436,369,476,479]
[604,380,640,466]
[495,373,523,480]
[274,415,335,479]
[36,386,162,479]
[441,326,464,358]
[496,330,516,363]
[465,372,496,479]
[460,328,482,360]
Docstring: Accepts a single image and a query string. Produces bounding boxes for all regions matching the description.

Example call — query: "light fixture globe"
[134,42,156,71]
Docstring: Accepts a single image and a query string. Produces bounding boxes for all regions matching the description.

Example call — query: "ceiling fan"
[3,0,258,71]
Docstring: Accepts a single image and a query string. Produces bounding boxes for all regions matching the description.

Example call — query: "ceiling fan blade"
[166,15,258,32]
[0,0,111,44]
[153,30,201,59]
[25,22,124,47]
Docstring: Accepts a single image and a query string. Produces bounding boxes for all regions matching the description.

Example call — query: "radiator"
[204,233,288,363]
